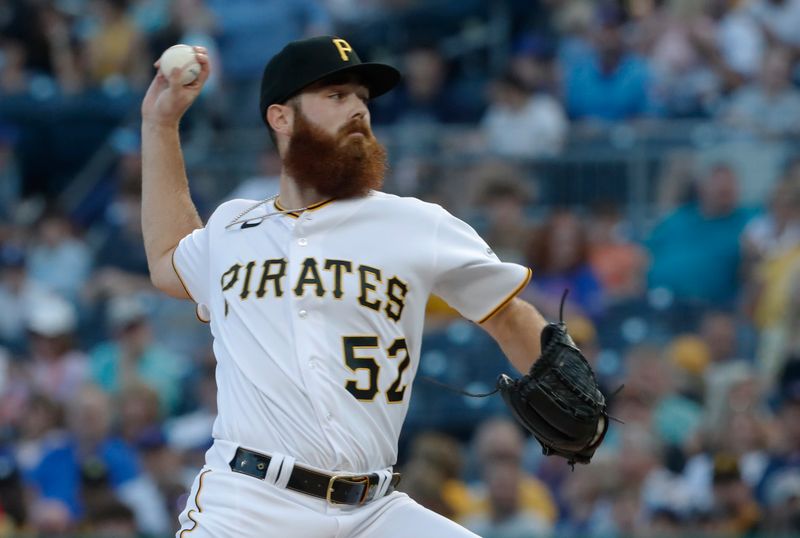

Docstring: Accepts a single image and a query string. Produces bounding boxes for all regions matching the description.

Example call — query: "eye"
[329,92,343,100]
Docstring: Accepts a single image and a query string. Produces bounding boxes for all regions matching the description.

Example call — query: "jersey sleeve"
[431,208,532,323]
[173,226,212,322]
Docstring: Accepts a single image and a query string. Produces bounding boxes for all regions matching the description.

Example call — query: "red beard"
[283,108,387,200]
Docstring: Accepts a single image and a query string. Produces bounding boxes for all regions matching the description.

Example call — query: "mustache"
[338,119,371,138]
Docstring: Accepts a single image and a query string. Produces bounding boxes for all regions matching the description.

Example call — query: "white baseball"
[159,44,201,85]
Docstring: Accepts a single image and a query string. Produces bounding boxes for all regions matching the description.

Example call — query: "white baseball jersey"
[172,191,531,474]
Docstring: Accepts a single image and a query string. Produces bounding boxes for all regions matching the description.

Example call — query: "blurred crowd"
[3,0,800,537]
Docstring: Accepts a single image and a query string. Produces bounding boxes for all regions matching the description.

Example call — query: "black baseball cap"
[259,36,401,125]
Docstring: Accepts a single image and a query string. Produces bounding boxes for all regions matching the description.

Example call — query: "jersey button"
[298,310,308,319]
[298,238,308,246]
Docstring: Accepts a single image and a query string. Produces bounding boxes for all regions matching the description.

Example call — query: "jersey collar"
[273,197,335,219]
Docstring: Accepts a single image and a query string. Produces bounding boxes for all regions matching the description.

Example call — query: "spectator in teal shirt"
[647,163,755,307]
[562,7,653,121]
[89,295,187,416]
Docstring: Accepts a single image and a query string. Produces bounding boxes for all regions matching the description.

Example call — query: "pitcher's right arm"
[140,46,210,298]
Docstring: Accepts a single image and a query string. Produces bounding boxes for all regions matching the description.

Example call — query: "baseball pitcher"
[141,36,607,538]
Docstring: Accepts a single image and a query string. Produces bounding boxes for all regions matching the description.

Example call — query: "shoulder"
[205,198,268,228]
[360,191,451,221]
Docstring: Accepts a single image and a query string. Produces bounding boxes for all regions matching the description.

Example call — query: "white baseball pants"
[176,441,479,538]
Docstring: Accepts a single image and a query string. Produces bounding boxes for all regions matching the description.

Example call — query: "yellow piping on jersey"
[274,197,335,218]
[180,469,211,537]
[478,267,533,324]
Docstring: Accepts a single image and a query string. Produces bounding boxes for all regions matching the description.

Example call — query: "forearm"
[141,122,203,271]
[481,298,548,374]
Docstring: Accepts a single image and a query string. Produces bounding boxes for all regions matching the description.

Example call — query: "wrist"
[142,118,180,132]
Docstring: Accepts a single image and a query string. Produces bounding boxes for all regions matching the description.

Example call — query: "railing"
[2,87,797,231]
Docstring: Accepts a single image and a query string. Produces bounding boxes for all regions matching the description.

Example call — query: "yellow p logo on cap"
[332,38,353,62]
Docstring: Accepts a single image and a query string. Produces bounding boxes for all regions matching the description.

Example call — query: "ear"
[267,103,294,137]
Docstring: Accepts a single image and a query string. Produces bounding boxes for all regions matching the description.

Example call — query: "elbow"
[149,268,170,294]
[150,270,189,300]
[148,251,183,298]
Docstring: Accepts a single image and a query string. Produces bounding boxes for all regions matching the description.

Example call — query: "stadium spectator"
[742,174,800,281]
[523,210,605,320]
[755,378,800,506]
[474,171,534,264]
[700,310,742,366]
[27,210,92,303]
[463,459,552,538]
[655,0,763,105]
[26,385,169,534]
[634,0,721,117]
[556,457,616,537]
[707,0,765,82]
[718,47,800,138]
[605,427,662,537]
[148,0,222,130]
[646,162,755,306]
[758,264,800,384]
[703,453,762,535]
[401,432,469,521]
[748,0,800,52]
[82,497,138,537]
[0,126,21,220]
[149,0,218,78]
[165,352,216,453]
[84,176,153,307]
[205,0,331,126]
[653,149,699,217]
[373,45,467,126]
[24,295,88,404]
[84,0,149,88]
[134,425,191,528]
[6,2,800,536]
[117,382,161,446]
[507,34,560,96]
[15,394,66,491]
[0,245,51,351]
[0,449,27,533]
[396,459,455,519]
[0,40,30,96]
[561,6,653,121]
[466,418,557,530]
[38,4,89,95]
[89,295,187,415]
[586,203,648,300]
[481,70,568,158]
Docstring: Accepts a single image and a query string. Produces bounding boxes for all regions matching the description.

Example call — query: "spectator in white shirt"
[481,72,568,159]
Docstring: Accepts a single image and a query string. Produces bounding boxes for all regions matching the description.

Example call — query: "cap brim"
[293,62,401,101]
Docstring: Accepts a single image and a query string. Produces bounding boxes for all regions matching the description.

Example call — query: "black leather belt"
[229,447,402,505]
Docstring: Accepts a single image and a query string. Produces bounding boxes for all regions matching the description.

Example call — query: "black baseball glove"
[497,309,609,467]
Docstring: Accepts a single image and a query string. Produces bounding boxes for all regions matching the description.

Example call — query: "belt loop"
[275,455,295,489]
[264,453,285,486]
[374,469,393,498]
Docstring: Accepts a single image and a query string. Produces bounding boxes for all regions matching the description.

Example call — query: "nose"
[350,95,368,120]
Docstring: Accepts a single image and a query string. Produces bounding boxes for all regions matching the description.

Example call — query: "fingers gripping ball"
[159,44,201,85]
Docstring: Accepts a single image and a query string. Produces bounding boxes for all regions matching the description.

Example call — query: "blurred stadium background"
[2,0,800,536]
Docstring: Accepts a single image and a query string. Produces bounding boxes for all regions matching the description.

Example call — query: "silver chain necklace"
[225,195,315,229]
